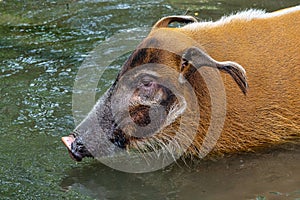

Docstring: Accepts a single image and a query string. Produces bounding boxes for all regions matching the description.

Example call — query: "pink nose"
[61,135,75,152]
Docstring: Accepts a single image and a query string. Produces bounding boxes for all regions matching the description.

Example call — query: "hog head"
[62,16,248,163]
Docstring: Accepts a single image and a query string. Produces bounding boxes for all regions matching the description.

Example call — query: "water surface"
[0,0,299,199]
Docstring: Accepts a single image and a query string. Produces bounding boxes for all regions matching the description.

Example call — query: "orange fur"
[144,6,300,156]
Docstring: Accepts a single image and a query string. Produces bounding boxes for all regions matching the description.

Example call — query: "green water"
[1,0,299,199]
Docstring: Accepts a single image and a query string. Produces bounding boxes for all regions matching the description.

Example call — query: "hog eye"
[140,77,154,87]
[142,80,152,87]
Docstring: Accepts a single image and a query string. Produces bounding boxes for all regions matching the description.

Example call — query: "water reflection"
[61,145,300,200]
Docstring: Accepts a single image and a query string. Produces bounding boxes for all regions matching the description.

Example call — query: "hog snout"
[62,134,93,161]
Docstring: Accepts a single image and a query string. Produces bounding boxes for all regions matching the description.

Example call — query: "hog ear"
[181,47,248,95]
[152,15,198,29]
